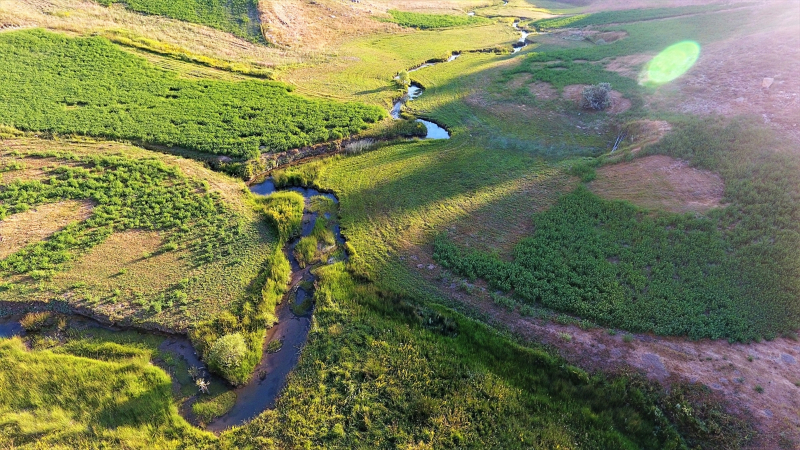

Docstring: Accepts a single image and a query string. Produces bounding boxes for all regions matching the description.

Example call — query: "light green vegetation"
[384,9,491,29]
[259,191,305,241]
[95,0,263,42]
[0,30,384,159]
[531,4,735,30]
[192,391,237,424]
[221,263,749,448]
[406,51,615,156]
[0,326,215,449]
[0,137,277,331]
[280,23,518,107]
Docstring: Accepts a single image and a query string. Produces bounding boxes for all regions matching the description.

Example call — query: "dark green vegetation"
[223,263,749,449]
[96,0,263,41]
[0,317,214,449]
[385,9,491,29]
[531,4,734,30]
[434,119,800,342]
[0,30,384,159]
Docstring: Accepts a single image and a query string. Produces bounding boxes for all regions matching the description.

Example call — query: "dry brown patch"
[591,155,724,213]
[603,53,654,80]
[528,81,557,100]
[54,229,186,295]
[645,4,800,144]
[0,200,94,259]
[505,72,531,90]
[587,30,628,44]
[623,119,672,154]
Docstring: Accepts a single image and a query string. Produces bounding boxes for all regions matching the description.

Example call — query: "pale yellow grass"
[53,229,181,296]
[0,200,94,259]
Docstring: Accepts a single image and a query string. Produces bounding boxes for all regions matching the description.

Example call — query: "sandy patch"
[0,200,94,259]
[591,155,724,213]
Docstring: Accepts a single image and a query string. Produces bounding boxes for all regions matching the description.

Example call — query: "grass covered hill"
[96,0,263,42]
[0,30,384,159]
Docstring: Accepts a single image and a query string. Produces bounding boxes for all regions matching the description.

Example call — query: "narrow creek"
[206,178,345,432]
[390,20,529,133]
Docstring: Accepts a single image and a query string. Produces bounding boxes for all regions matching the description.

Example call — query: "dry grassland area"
[0,0,799,449]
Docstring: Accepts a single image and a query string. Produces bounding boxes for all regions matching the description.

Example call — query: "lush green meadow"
[384,9,491,29]
[0,334,212,449]
[0,30,384,159]
[222,263,746,449]
[96,0,263,41]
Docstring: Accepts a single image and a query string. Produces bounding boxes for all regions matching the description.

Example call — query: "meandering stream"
[0,17,534,432]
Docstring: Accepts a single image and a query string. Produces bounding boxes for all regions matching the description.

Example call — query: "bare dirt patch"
[622,119,672,154]
[563,84,631,114]
[588,30,628,44]
[528,81,558,100]
[505,72,531,90]
[591,155,723,213]
[603,53,654,80]
[0,200,94,259]
[646,5,800,144]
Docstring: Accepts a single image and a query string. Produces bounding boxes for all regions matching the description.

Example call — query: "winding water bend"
[206,179,344,432]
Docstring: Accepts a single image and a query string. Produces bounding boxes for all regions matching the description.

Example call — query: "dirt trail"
[464,290,799,449]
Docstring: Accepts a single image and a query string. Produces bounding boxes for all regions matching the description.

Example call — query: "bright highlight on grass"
[641,41,700,85]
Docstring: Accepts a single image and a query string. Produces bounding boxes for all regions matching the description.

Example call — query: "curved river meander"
[0,20,532,432]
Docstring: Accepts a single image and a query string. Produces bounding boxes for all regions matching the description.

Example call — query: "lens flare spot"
[641,41,700,85]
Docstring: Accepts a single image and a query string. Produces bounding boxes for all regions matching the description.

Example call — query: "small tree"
[207,332,248,384]
[395,70,410,87]
[581,82,612,111]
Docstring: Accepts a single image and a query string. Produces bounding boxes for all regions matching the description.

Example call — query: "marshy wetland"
[1,0,799,448]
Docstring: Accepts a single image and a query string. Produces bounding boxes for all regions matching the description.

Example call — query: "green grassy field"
[0,330,213,449]
[220,263,748,449]
[0,30,384,159]
[384,9,491,29]
[0,0,796,447]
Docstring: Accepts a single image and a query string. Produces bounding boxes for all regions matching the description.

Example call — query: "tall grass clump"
[0,338,210,448]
